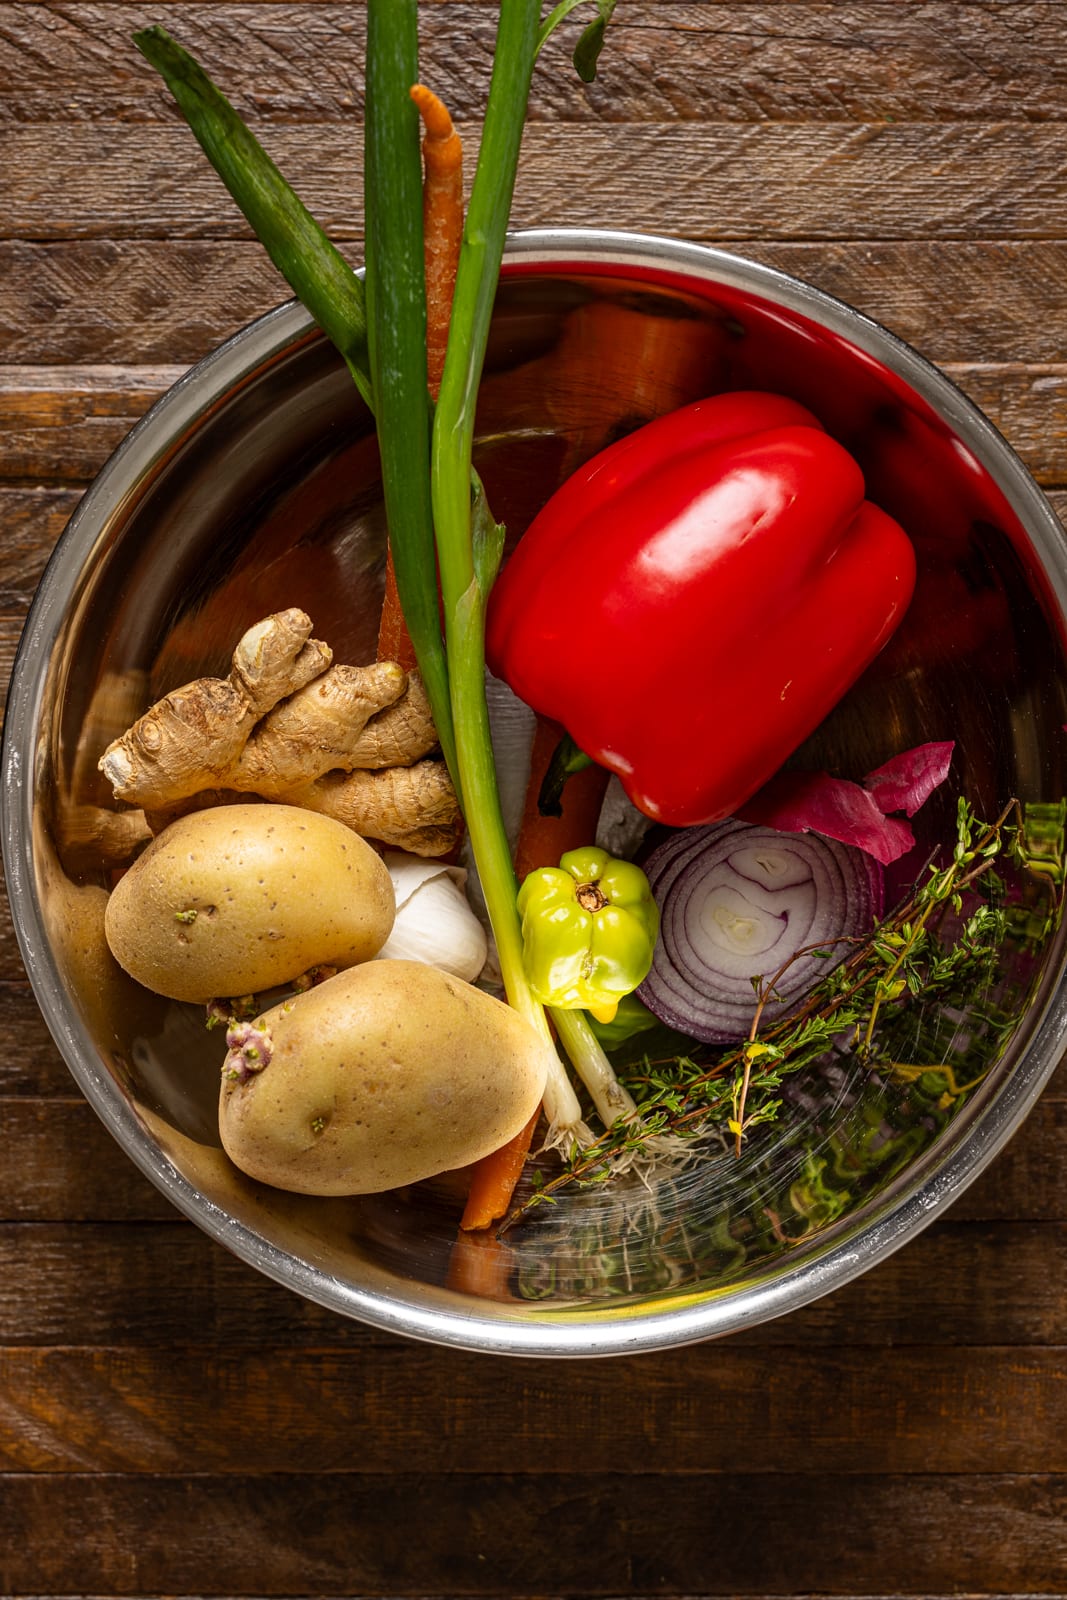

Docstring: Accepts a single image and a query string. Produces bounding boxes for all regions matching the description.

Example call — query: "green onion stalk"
[362,2,457,786]
[135,7,637,1151]
[421,0,588,1139]
[133,26,373,406]
[133,24,455,783]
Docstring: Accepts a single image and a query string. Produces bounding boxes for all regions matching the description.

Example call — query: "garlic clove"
[377,851,488,982]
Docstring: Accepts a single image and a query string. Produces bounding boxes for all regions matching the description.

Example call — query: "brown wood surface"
[4,3,1067,1596]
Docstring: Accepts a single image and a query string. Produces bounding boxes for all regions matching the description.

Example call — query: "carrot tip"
[409,81,456,143]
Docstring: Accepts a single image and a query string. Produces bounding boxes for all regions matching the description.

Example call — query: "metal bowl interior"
[6,228,1067,1356]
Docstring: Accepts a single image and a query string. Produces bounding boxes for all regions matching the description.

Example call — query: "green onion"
[424,0,584,1135]
[536,0,619,81]
[133,26,372,406]
[363,0,456,783]
[137,11,635,1153]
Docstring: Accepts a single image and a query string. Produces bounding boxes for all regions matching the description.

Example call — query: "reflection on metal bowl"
[4,228,1067,1356]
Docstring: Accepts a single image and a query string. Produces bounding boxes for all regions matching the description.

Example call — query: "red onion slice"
[637,819,885,1043]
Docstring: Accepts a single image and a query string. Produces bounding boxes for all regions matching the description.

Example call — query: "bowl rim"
[5,224,1067,1357]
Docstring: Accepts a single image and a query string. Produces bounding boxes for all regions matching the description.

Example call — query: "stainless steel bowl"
[6,227,1067,1356]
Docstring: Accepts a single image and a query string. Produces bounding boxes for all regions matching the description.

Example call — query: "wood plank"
[6,123,1067,244]
[0,239,293,367]
[0,985,86,1097]
[0,363,187,484]
[2,360,1064,486]
[4,1092,1067,1223]
[3,1342,1067,1477]
[0,489,78,704]
[951,1096,1067,1217]
[0,1101,178,1220]
[943,363,1067,487]
[0,885,33,980]
[1,885,47,985]
[6,239,1067,368]
[0,486,79,582]
[0,611,30,712]
[5,1220,1067,1349]
[4,3,1066,125]
[1,1471,1065,1594]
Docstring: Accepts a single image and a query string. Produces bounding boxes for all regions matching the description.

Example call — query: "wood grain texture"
[5,5,1067,1596]
[4,3,1067,126]
[3,1342,1067,1475]
[0,364,186,483]
[7,123,1067,244]
[2,360,1064,488]
[0,990,81,1095]
[5,1092,1067,1222]
[2,1471,1067,1595]
[5,239,1067,367]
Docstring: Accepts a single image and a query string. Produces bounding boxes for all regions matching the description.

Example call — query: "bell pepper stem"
[538,733,595,818]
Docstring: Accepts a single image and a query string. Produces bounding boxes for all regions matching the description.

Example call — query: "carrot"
[446,1224,517,1301]
[459,717,611,1231]
[378,90,599,1234]
[514,716,612,884]
[376,547,420,669]
[460,1104,540,1232]
[376,83,463,668]
[409,82,463,397]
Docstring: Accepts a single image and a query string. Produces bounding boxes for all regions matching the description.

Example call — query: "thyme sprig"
[503,796,1065,1226]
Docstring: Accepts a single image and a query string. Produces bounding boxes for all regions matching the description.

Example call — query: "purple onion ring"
[637,819,885,1043]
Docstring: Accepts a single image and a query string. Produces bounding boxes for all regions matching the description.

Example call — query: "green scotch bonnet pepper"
[517,847,659,1024]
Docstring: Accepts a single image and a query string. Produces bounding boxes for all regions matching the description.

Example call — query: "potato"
[218,959,550,1194]
[104,803,394,1003]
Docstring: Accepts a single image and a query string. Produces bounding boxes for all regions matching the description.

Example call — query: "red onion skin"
[736,741,955,865]
[738,772,914,865]
[865,741,955,818]
[637,820,884,1044]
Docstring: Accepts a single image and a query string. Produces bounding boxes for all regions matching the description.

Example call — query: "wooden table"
[3,3,1067,1594]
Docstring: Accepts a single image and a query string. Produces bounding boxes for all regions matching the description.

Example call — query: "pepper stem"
[575,881,608,913]
[538,732,594,818]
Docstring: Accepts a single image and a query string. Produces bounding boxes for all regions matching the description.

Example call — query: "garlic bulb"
[376,851,488,982]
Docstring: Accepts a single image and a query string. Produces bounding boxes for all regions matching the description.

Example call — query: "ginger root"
[289,761,462,856]
[226,660,440,794]
[99,609,332,811]
[98,611,461,857]
[230,660,409,794]
[55,803,154,874]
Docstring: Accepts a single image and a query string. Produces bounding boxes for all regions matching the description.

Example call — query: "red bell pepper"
[485,390,917,828]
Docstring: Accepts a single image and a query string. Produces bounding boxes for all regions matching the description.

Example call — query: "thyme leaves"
[503,796,1066,1226]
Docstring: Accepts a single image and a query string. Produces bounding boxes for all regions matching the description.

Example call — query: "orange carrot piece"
[514,716,612,883]
[446,1225,517,1300]
[376,85,463,669]
[376,545,420,669]
[459,717,612,1230]
[409,82,463,398]
[460,1105,541,1232]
